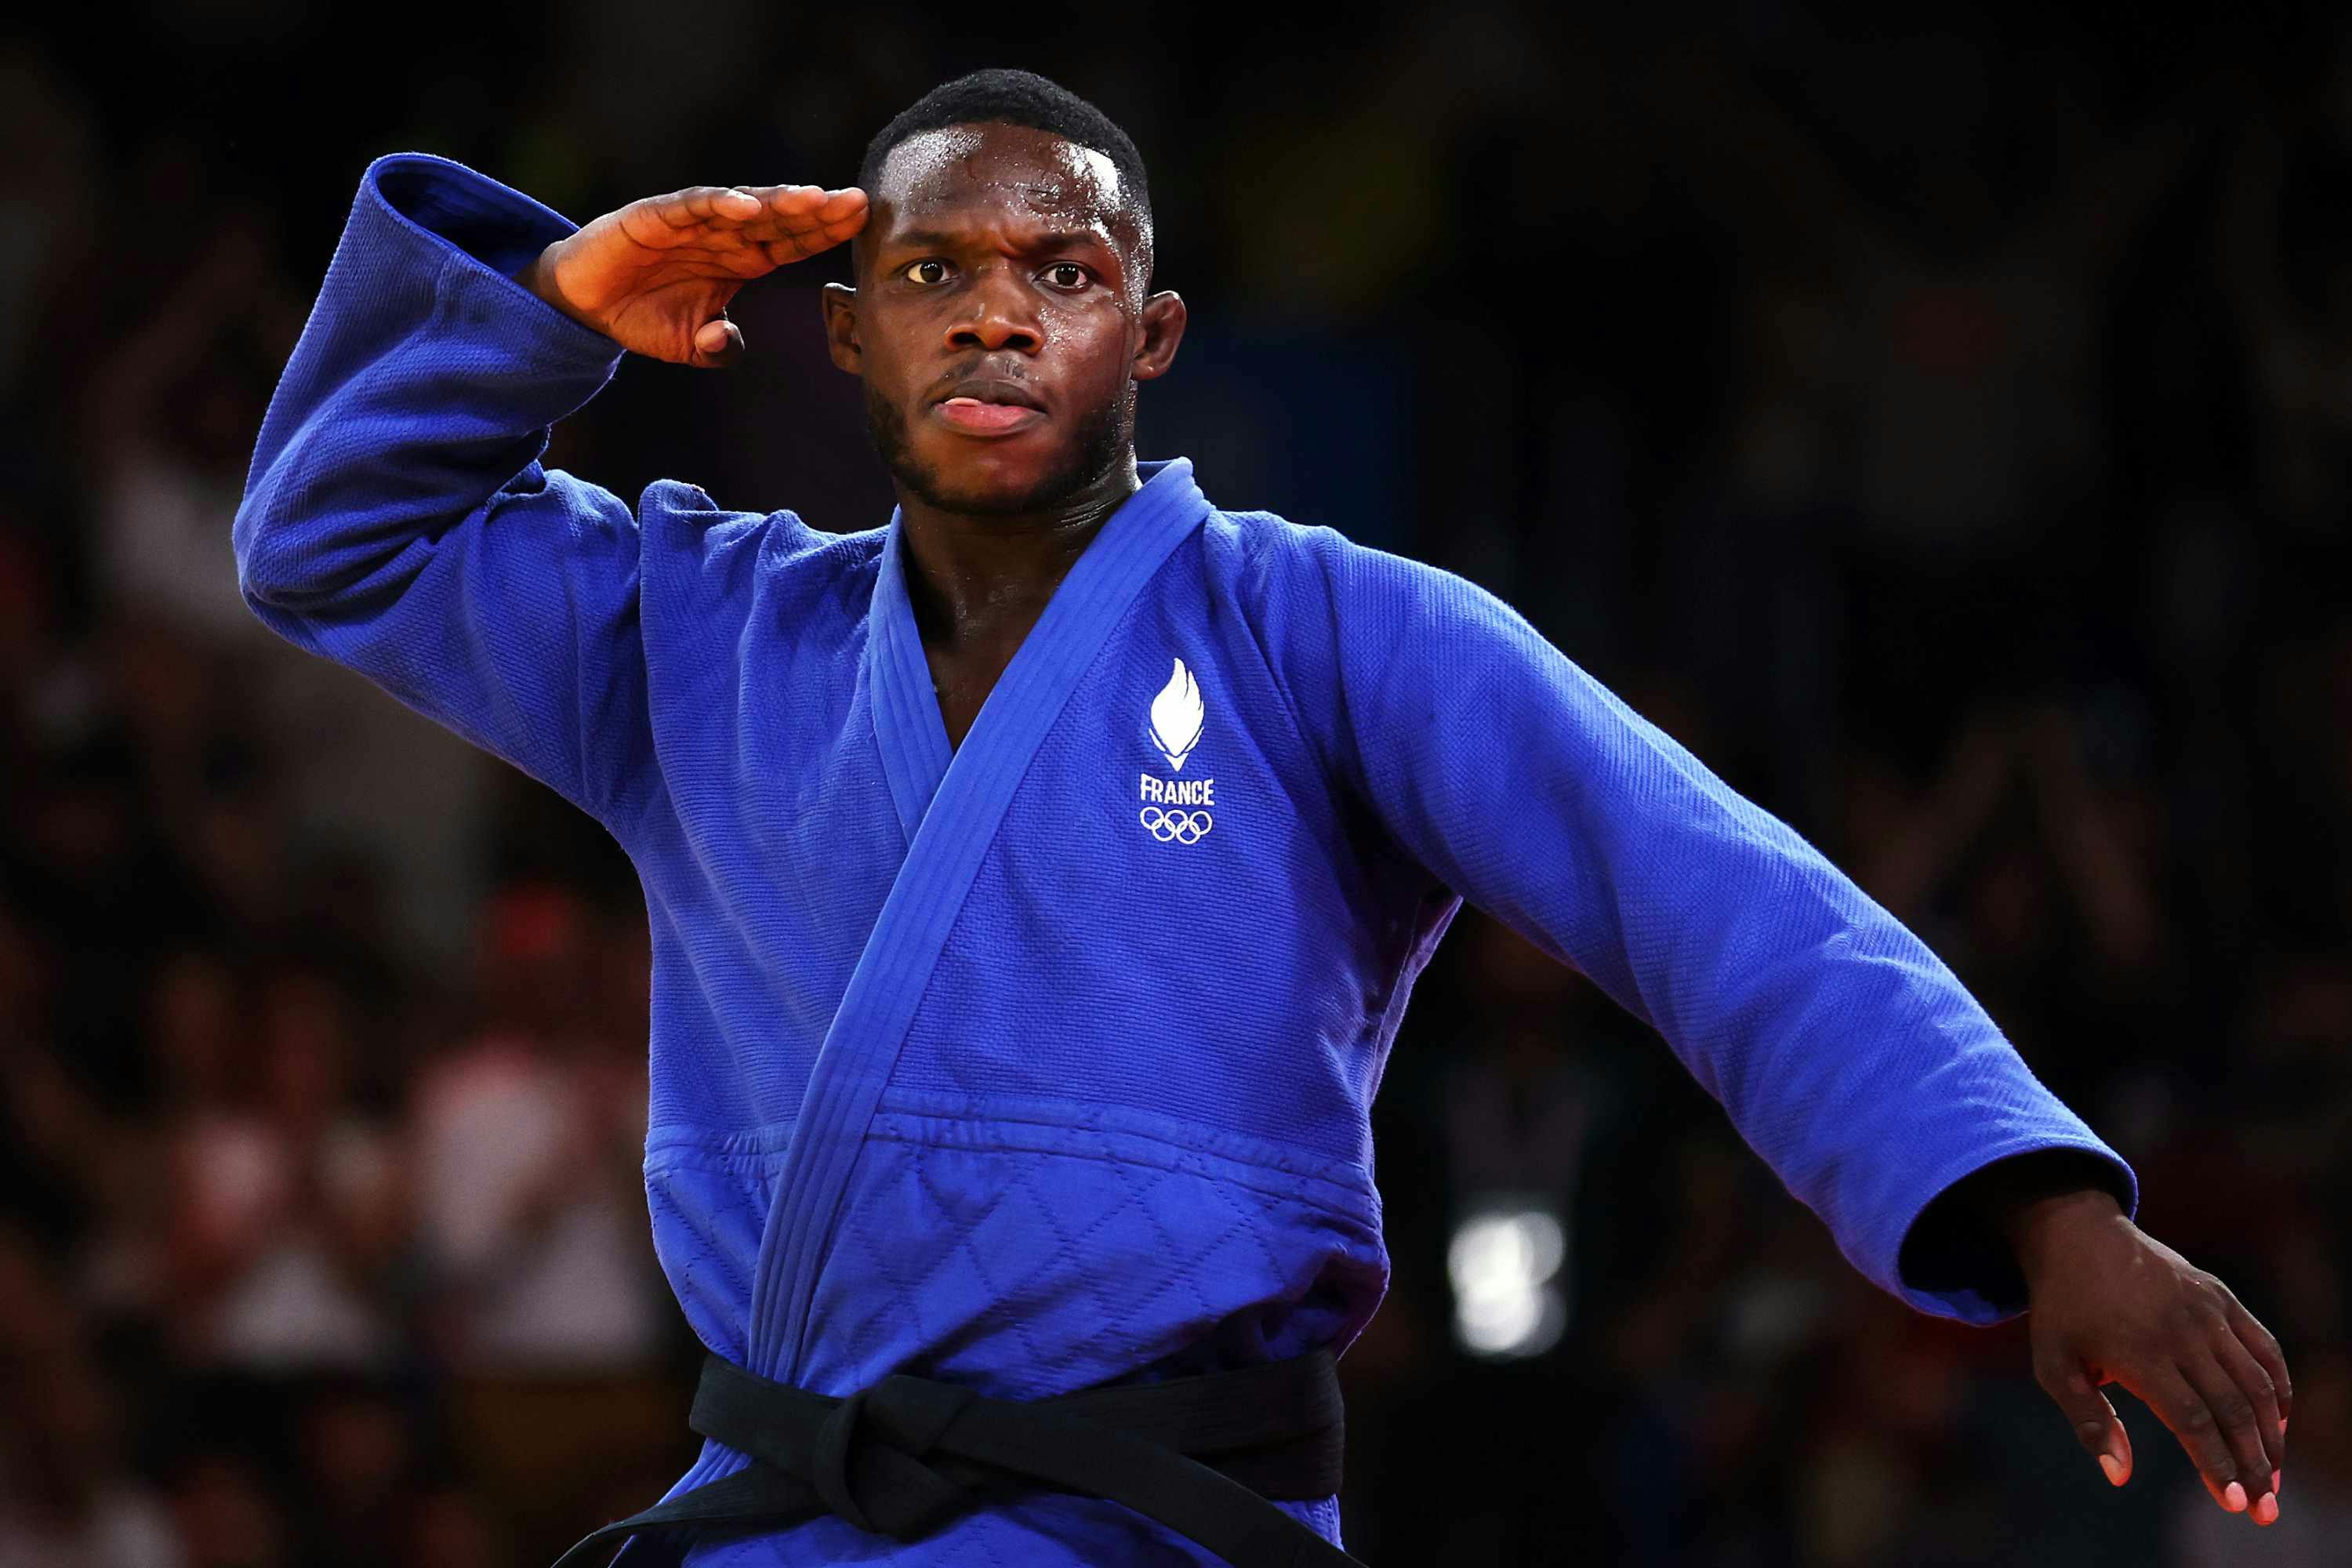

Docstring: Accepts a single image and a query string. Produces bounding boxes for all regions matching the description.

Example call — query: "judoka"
[233,67,2292,1565]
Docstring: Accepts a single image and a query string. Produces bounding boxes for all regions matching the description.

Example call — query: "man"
[234,67,2288,1566]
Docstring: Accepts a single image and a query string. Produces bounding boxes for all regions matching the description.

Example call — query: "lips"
[931,376,1044,436]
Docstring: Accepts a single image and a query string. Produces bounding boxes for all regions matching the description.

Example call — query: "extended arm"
[1270,531,2285,1525]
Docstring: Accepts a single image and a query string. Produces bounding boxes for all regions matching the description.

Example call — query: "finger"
[2192,1338,2281,1498]
[758,212,866,267]
[744,191,868,241]
[730,183,829,219]
[684,184,764,223]
[2220,1290,2292,1436]
[2033,1352,2131,1486]
[640,187,770,238]
[747,189,866,232]
[691,316,745,368]
[2210,1325,2285,1476]
[2136,1363,2239,1514]
[2182,1344,2276,1504]
[760,228,855,267]
[2142,1362,2248,1512]
[818,193,869,239]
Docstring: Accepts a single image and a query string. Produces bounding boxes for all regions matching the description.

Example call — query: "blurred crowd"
[3,5,2350,1565]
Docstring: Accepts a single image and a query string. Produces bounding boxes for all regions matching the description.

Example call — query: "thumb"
[692,315,746,368]
[2042,1356,2132,1485]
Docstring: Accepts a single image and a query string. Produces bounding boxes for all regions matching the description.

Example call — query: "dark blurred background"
[3,3,2350,1564]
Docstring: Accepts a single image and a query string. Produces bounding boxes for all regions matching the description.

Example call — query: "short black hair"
[857,68,1152,242]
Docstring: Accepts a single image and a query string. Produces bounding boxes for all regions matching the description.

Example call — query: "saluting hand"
[2014,1189,2292,1527]
[516,182,869,368]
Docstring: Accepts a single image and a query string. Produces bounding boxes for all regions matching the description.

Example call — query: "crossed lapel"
[746,458,1213,1385]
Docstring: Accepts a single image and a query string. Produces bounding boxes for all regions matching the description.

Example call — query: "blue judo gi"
[233,154,2140,1566]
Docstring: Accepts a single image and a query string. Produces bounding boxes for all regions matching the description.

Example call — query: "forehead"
[872,122,1138,249]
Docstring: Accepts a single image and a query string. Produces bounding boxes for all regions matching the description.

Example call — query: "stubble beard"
[864,379,1134,517]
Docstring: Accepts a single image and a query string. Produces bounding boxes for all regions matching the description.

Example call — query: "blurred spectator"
[62,140,496,965]
[78,216,291,656]
[159,961,405,1372]
[164,1453,283,1568]
[2220,23,2352,545]
[409,884,664,1373]
[0,1226,77,1367]
[0,1344,181,1568]
[398,1487,501,1568]
[0,44,99,505]
[284,1384,413,1568]
[1642,31,2224,775]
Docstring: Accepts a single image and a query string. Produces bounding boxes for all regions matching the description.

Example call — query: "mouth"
[931,377,1046,437]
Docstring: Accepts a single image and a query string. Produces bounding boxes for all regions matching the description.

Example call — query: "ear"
[1132,290,1187,383]
[821,283,861,374]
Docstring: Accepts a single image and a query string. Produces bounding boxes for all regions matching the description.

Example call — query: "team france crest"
[1140,657,1213,844]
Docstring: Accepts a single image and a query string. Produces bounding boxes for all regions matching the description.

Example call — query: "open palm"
[521,182,869,367]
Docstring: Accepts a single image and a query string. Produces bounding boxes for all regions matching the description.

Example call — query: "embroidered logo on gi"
[1139,805,1213,844]
[1148,658,1204,771]
[1139,656,1212,844]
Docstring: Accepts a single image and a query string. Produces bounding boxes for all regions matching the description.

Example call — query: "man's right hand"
[515,183,869,367]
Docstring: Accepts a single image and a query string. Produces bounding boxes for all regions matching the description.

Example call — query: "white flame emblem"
[1148,657,1204,771]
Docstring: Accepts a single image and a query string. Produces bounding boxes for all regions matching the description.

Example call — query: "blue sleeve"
[233,151,652,825]
[1261,524,2138,1324]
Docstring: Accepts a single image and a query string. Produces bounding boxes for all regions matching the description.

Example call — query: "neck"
[897,452,1143,644]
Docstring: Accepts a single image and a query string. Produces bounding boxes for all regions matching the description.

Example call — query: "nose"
[944,266,1041,354]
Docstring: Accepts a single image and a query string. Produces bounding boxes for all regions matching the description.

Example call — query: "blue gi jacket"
[234,154,2140,1566]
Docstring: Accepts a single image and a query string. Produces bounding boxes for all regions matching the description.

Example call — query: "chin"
[905,439,1097,517]
[916,474,1074,517]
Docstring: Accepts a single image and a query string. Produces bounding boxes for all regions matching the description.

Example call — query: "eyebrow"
[884,227,1117,256]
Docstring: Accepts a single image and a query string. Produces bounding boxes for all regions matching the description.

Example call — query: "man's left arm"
[1273,532,2288,1526]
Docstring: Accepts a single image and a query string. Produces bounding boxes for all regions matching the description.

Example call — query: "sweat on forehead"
[869,124,1152,263]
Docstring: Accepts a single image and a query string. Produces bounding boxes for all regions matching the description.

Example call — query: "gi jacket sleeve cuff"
[1889,1134,2140,1323]
[359,150,626,375]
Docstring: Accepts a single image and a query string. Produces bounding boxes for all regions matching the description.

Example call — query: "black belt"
[550,1349,1365,1567]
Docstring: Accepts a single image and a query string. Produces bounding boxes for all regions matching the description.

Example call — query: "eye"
[1041,263,1090,291]
[900,259,950,285]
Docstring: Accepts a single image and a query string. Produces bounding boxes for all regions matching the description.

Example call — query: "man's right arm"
[232,154,867,825]
[233,153,653,823]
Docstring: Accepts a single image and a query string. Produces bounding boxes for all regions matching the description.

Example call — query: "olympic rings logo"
[1139,807,1214,844]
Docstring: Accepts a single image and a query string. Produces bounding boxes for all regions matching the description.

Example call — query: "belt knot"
[808,1374,978,1541]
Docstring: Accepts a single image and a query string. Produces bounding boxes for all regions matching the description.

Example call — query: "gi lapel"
[867,522,954,846]
[749,458,1213,1385]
